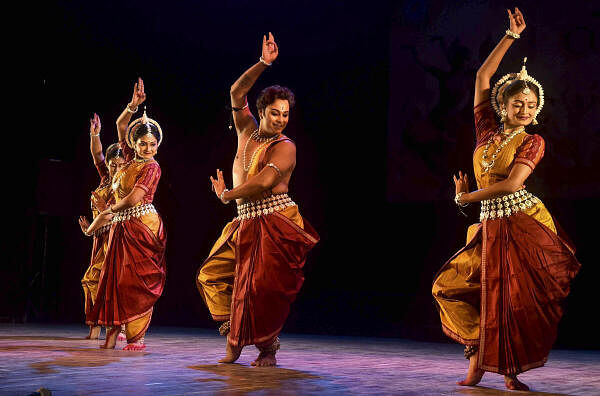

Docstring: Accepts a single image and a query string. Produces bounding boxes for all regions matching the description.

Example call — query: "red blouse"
[474,100,545,171]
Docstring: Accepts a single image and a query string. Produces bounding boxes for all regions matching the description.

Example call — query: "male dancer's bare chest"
[232,136,262,188]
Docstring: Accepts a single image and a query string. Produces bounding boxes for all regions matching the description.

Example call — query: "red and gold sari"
[197,136,319,347]
[87,142,166,344]
[432,100,580,375]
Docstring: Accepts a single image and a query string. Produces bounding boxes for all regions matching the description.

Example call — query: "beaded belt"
[480,189,540,221]
[94,223,112,237]
[112,203,157,223]
[236,193,296,221]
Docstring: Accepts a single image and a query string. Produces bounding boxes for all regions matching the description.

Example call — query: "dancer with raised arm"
[86,78,167,351]
[432,8,580,391]
[197,33,319,367]
[79,113,124,340]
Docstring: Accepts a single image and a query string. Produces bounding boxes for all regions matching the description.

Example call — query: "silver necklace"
[481,126,524,173]
[243,129,278,172]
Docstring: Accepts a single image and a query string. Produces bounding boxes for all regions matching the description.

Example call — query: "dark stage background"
[4,1,598,350]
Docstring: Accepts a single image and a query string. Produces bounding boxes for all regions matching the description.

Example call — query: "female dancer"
[86,78,167,350]
[432,8,580,391]
[78,113,124,339]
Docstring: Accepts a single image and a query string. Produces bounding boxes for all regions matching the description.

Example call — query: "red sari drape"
[228,211,319,347]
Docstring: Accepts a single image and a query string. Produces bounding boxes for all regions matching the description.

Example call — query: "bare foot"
[251,351,277,367]
[505,375,529,391]
[123,342,146,351]
[99,326,119,349]
[218,342,242,363]
[457,352,485,386]
[85,326,101,340]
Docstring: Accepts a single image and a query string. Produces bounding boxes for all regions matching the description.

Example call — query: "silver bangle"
[90,132,100,137]
[505,29,520,39]
[259,56,272,66]
[454,192,469,207]
[220,189,230,204]
[126,104,138,114]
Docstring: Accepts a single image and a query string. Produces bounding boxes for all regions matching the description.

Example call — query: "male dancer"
[197,33,319,366]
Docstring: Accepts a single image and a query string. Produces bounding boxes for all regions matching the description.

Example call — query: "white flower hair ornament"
[490,57,545,125]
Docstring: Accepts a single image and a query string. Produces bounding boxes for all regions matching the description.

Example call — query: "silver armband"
[266,162,282,177]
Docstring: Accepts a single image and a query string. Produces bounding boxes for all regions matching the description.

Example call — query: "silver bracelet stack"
[220,189,230,204]
[454,192,469,207]
[259,56,272,66]
[505,29,520,39]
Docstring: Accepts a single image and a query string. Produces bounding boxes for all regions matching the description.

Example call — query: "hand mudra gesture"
[209,169,228,202]
[78,216,91,234]
[130,77,147,108]
[453,171,470,196]
[90,113,101,135]
[262,32,279,64]
[91,191,109,212]
[508,7,526,35]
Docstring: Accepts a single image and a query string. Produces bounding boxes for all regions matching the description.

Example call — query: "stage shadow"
[189,363,324,395]
[0,345,146,374]
[457,384,569,396]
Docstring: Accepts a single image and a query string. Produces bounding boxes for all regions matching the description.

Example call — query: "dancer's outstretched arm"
[474,7,526,107]
[80,113,104,235]
[453,163,533,204]
[85,211,111,235]
[89,113,104,164]
[230,32,279,135]
[85,185,147,234]
[116,77,147,142]
[210,142,296,203]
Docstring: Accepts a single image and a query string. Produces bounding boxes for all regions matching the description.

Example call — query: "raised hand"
[209,169,228,203]
[453,171,470,195]
[262,32,279,64]
[130,77,147,109]
[78,216,91,234]
[90,113,101,135]
[507,7,526,35]
[91,191,109,212]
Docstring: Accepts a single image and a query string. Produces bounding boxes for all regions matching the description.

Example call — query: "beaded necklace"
[243,129,279,172]
[481,126,525,173]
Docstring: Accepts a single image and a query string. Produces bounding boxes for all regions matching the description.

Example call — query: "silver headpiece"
[490,58,545,125]
[126,106,164,148]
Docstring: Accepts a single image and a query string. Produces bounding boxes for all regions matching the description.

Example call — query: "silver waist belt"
[112,203,157,223]
[94,223,111,237]
[480,189,540,221]
[236,193,296,221]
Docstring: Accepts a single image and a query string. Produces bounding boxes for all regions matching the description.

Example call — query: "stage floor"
[0,324,598,395]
